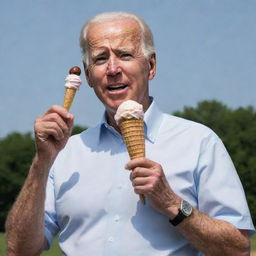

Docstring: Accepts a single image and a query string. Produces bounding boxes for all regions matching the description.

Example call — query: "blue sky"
[1,0,255,137]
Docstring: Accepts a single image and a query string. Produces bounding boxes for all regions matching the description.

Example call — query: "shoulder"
[71,124,100,142]
[161,113,219,142]
[59,124,101,155]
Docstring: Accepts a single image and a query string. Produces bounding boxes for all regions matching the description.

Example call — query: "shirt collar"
[98,97,164,144]
[143,98,164,143]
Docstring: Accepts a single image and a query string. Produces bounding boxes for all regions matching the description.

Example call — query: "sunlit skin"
[5,15,251,256]
[84,18,156,131]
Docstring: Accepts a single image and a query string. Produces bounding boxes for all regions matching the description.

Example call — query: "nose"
[106,56,121,76]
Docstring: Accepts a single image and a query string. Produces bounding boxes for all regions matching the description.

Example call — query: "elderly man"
[6,12,255,256]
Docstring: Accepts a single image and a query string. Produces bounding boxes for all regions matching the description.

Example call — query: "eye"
[120,53,133,60]
[94,57,107,65]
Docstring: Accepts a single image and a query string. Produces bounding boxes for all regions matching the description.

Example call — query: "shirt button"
[108,236,114,242]
[114,215,120,222]
[117,184,123,189]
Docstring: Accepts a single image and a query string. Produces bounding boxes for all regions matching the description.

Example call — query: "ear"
[83,61,93,88]
[148,53,156,80]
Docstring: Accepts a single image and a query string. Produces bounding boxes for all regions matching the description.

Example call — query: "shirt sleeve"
[196,134,255,235]
[44,166,60,249]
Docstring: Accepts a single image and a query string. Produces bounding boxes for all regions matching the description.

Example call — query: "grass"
[40,236,61,256]
[0,233,6,256]
[0,233,61,256]
[0,233,255,255]
[252,234,256,251]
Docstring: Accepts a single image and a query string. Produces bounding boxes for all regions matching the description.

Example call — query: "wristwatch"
[169,199,193,226]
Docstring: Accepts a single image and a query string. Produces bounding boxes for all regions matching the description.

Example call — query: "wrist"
[35,148,57,164]
[169,199,193,226]
[164,197,181,219]
[24,154,54,191]
[32,153,55,175]
[166,204,180,219]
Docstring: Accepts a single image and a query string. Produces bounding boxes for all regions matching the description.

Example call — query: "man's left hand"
[125,157,181,217]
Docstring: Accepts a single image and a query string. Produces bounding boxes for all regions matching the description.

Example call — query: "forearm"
[126,158,251,255]
[6,154,54,256]
[177,208,250,256]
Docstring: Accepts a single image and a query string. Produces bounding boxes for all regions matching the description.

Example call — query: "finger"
[38,128,62,142]
[66,114,74,133]
[133,185,149,195]
[50,109,74,135]
[36,121,65,141]
[42,112,67,127]
[44,112,73,135]
[38,107,74,136]
[43,108,74,124]
[46,122,66,140]
[45,105,71,119]
[132,176,150,187]
[129,167,150,181]
[125,157,157,170]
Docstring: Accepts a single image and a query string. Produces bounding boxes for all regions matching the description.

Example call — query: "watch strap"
[169,209,187,226]
[169,200,192,226]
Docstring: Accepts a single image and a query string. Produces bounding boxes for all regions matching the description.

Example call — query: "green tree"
[174,100,256,224]
[0,132,35,232]
[72,125,86,135]
[0,125,87,231]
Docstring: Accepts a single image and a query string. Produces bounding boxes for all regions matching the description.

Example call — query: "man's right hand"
[6,105,72,256]
[34,105,74,161]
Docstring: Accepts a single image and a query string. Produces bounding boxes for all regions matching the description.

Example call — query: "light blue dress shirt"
[44,100,255,255]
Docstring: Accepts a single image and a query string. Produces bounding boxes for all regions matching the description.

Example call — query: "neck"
[106,111,121,133]
[105,96,152,133]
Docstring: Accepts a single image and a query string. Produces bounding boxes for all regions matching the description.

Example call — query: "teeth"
[108,84,127,90]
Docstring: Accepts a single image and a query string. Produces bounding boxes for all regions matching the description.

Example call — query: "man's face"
[84,18,156,115]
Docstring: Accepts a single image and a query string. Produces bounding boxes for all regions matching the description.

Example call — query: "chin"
[105,103,120,114]
[107,99,129,110]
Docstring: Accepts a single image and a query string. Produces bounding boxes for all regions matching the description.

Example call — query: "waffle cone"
[120,118,146,204]
[63,88,77,110]
[119,119,145,159]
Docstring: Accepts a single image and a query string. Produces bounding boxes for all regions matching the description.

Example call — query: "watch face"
[181,200,193,216]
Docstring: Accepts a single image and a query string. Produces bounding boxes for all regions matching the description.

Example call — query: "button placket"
[108,236,114,242]
[114,215,120,222]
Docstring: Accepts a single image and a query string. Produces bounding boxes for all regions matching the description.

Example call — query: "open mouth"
[107,84,128,91]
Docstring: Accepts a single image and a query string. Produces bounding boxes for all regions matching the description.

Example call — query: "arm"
[5,105,74,256]
[126,158,251,256]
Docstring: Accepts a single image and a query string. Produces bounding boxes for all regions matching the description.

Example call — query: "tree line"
[0,100,255,231]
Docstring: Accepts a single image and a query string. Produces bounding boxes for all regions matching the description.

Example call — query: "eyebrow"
[91,49,107,58]
[115,46,134,53]
[90,45,135,59]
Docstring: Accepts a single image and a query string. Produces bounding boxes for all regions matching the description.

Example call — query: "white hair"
[80,12,155,65]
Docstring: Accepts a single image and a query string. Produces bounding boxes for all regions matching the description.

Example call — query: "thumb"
[66,114,74,134]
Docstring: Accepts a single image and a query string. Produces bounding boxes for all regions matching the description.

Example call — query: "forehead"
[87,19,142,50]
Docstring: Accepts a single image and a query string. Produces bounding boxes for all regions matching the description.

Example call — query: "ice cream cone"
[63,87,77,111]
[63,66,82,111]
[119,118,146,204]
[119,119,145,159]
